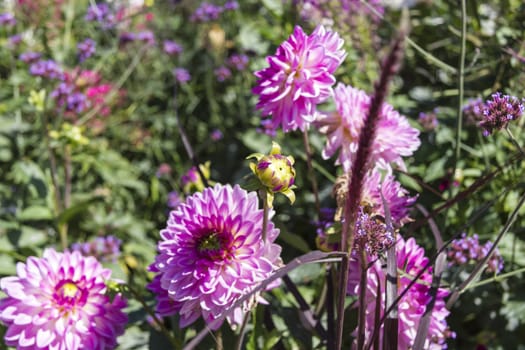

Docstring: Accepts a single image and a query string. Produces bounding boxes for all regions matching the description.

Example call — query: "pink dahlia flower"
[362,169,417,227]
[0,249,127,350]
[348,237,452,349]
[148,184,282,329]
[316,83,420,172]
[253,25,346,133]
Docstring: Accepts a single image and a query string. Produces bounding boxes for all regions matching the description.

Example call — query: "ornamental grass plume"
[0,248,127,350]
[148,184,283,329]
[315,83,420,172]
[253,25,346,133]
[347,237,453,349]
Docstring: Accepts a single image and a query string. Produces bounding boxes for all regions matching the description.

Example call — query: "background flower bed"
[0,0,524,349]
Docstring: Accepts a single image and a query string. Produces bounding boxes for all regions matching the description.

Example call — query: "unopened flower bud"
[248,142,296,207]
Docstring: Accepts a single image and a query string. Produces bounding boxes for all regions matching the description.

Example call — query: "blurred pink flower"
[0,249,127,349]
[347,237,453,349]
[148,184,282,329]
[315,83,420,172]
[253,25,346,133]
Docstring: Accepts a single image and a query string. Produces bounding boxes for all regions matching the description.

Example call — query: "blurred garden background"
[1,0,525,349]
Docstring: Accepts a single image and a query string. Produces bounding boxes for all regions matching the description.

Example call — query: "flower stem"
[357,250,368,350]
[505,126,525,158]
[452,0,467,193]
[302,130,321,216]
[446,190,525,309]
[334,252,349,350]
[126,284,181,350]
[260,190,269,243]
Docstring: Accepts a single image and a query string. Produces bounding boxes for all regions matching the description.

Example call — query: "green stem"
[302,130,321,216]
[505,127,525,157]
[466,267,525,290]
[126,284,182,350]
[452,0,467,189]
[446,190,525,309]
[260,190,269,242]
[235,312,251,350]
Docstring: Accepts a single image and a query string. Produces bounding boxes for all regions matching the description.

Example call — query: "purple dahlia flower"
[148,184,282,329]
[0,248,127,349]
[315,83,420,172]
[347,237,453,349]
[253,25,346,133]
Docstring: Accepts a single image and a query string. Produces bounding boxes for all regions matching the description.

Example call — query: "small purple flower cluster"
[85,3,115,29]
[418,109,439,131]
[479,92,524,136]
[313,208,339,251]
[190,1,239,23]
[71,235,122,263]
[119,30,156,46]
[51,82,89,114]
[227,53,249,71]
[353,208,393,257]
[214,65,232,82]
[448,233,504,274]
[29,59,64,80]
[0,12,16,27]
[173,67,191,83]
[19,51,42,64]
[463,97,484,126]
[77,38,96,62]
[163,40,183,55]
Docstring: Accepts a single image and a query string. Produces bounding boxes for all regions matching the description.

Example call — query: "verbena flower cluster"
[148,184,282,329]
[71,235,122,263]
[478,92,524,136]
[447,233,504,274]
[0,249,127,349]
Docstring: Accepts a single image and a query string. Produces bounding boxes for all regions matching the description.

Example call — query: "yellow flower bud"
[248,142,296,207]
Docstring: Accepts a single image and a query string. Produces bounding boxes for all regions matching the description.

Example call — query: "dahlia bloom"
[148,184,282,329]
[253,25,346,133]
[362,169,417,227]
[347,237,452,349]
[0,249,127,350]
[315,83,420,172]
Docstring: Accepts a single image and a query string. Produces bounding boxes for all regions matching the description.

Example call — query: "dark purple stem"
[336,26,407,350]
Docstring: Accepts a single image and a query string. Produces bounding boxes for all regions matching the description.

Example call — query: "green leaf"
[56,196,105,225]
[17,205,53,221]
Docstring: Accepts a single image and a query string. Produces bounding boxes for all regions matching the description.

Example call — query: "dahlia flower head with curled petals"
[347,237,453,350]
[315,83,421,172]
[148,184,282,330]
[362,169,417,227]
[253,25,346,133]
[0,249,127,350]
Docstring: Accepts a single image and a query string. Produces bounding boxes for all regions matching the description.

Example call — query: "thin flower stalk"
[446,190,525,309]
